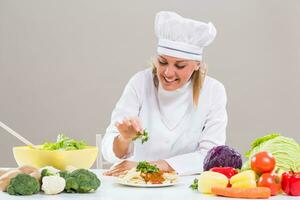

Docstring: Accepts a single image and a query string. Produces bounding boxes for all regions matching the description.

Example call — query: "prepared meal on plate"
[119,161,178,185]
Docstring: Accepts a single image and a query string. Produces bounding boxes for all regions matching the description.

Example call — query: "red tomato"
[258,173,281,196]
[251,151,275,174]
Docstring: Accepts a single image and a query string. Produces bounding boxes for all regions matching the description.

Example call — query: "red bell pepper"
[210,167,238,179]
[281,171,300,196]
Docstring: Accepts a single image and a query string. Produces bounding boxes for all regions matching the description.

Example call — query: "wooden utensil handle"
[0,121,34,146]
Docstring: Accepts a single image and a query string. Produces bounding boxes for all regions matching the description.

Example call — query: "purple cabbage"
[203,145,242,171]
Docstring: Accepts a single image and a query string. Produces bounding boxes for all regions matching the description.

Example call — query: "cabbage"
[242,133,300,172]
[203,145,242,171]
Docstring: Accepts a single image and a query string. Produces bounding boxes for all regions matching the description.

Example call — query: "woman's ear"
[195,61,201,71]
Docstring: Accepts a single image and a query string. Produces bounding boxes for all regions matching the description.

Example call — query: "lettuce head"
[242,133,300,172]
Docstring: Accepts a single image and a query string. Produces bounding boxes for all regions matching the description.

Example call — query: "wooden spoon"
[0,121,36,148]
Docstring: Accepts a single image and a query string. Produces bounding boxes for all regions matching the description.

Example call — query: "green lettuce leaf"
[242,133,300,172]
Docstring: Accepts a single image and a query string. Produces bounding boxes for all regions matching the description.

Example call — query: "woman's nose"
[164,65,175,77]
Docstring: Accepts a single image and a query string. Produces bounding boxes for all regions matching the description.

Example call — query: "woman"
[102,11,227,176]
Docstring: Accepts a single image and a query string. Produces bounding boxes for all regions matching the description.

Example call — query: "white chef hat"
[155,11,217,61]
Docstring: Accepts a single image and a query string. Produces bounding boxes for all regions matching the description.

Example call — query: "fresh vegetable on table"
[42,175,66,195]
[210,167,238,179]
[189,178,198,190]
[63,169,100,193]
[251,151,275,174]
[257,172,281,196]
[211,187,271,199]
[59,171,70,179]
[0,169,22,192]
[281,171,300,196]
[7,174,40,195]
[132,130,149,144]
[1,165,101,196]
[230,170,257,189]
[197,171,228,194]
[40,134,87,150]
[41,167,59,179]
[203,145,242,171]
[243,133,300,172]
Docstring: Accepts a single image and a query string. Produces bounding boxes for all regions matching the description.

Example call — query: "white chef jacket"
[102,68,227,175]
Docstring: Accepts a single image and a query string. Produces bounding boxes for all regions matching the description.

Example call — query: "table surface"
[0,169,298,200]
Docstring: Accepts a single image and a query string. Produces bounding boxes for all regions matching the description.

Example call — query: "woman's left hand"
[150,160,175,173]
[103,160,137,177]
[103,160,175,177]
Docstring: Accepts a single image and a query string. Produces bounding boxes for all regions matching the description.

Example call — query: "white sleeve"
[166,82,228,175]
[101,72,143,164]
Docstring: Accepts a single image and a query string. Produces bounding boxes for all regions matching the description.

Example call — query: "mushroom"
[18,165,38,174]
[0,169,22,192]
[30,171,42,182]
[0,169,7,177]
[18,165,41,182]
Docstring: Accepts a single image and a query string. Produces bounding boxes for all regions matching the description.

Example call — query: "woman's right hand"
[115,117,143,142]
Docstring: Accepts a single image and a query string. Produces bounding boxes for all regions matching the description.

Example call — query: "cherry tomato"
[251,151,275,174]
[258,173,281,196]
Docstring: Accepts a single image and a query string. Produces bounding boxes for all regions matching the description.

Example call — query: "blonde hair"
[151,60,207,108]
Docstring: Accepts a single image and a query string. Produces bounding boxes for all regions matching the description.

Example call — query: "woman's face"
[155,55,200,91]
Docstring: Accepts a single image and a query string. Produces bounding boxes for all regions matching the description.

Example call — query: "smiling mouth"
[163,76,178,83]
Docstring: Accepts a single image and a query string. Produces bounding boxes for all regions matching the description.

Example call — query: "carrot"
[211,187,271,199]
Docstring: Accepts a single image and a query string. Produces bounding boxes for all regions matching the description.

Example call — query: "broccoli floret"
[64,169,100,193]
[7,174,40,195]
[41,169,56,179]
[59,171,70,179]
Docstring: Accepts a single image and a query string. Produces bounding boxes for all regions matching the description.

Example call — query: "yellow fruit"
[231,179,257,188]
[230,170,256,185]
[197,171,228,194]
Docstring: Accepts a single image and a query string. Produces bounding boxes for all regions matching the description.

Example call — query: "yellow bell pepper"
[230,170,257,188]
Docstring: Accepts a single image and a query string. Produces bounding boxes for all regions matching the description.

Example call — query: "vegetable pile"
[0,165,101,196]
[191,133,300,198]
[40,134,87,151]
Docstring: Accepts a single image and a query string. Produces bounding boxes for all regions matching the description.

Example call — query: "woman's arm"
[102,72,144,163]
[166,82,228,175]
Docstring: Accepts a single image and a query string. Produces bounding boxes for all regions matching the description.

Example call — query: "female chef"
[102,11,227,176]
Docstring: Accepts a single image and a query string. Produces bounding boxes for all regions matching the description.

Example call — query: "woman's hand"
[115,117,143,142]
[150,160,175,173]
[103,160,137,177]
[103,160,175,177]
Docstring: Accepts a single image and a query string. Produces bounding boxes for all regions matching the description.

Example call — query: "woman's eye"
[158,60,167,65]
[175,64,186,69]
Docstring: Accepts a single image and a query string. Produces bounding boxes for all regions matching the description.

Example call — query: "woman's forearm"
[113,135,132,158]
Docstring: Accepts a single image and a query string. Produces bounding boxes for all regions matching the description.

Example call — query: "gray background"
[1,0,299,167]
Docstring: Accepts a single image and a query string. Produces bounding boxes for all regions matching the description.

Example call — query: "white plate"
[117,180,180,188]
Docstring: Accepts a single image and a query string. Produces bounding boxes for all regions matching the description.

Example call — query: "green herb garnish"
[132,130,149,144]
[40,134,86,150]
[190,178,198,190]
[136,161,159,173]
